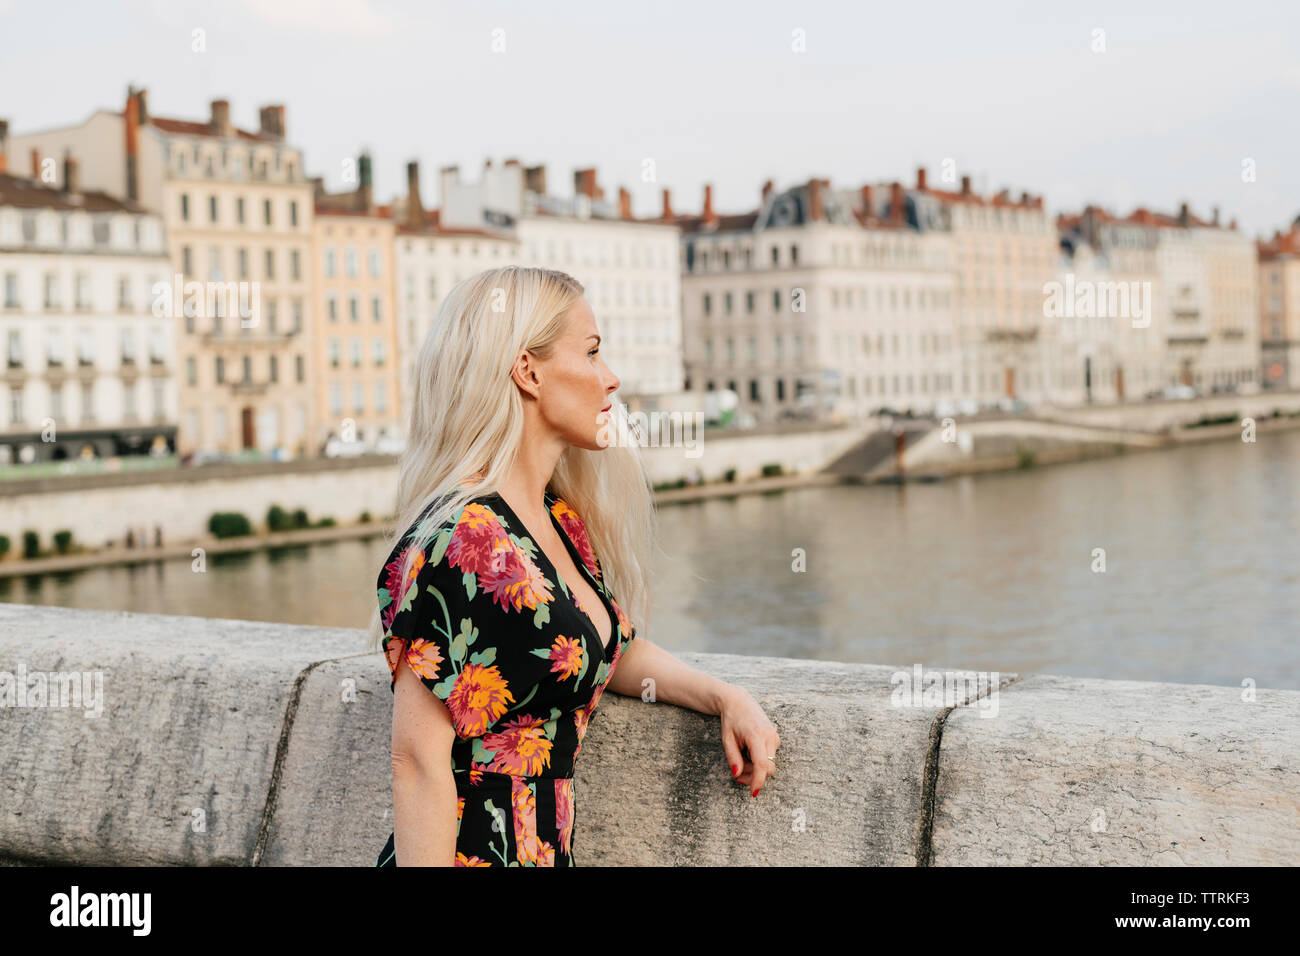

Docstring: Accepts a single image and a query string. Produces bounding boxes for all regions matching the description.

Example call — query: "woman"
[367,265,779,867]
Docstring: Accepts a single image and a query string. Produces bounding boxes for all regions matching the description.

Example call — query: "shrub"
[724,468,737,483]
[761,462,784,477]
[23,530,40,559]
[1015,447,1037,469]
[360,510,371,523]
[267,505,294,532]
[293,508,309,528]
[53,530,73,554]
[208,512,253,538]
[0,535,9,558]
[315,516,336,528]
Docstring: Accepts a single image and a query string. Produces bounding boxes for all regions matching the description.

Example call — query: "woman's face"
[525,297,621,450]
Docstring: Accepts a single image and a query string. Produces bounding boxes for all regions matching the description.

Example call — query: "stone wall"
[1,602,1295,866]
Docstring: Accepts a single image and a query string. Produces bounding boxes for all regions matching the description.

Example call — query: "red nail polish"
[751,788,758,798]
[731,764,738,776]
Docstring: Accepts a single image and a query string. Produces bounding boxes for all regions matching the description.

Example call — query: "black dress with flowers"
[374,486,636,866]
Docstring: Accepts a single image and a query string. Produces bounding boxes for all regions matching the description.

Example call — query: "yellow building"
[1259,221,1300,391]
[311,154,401,452]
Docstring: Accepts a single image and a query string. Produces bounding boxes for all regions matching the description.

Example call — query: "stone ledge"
[0,602,1294,865]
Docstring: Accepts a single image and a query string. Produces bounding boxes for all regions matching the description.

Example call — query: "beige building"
[8,89,318,458]
[1258,220,1300,391]
[310,154,401,451]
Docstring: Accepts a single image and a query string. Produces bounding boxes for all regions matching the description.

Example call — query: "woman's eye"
[589,348,599,356]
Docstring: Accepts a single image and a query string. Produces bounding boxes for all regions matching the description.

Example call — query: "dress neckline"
[468,486,618,662]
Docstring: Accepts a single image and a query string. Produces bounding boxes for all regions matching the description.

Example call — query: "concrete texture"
[1,602,1295,865]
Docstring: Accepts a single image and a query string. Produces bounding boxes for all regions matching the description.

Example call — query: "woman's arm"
[390,659,460,866]
[606,637,781,796]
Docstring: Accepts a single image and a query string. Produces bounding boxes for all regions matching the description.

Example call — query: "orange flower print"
[548,635,584,680]
[445,662,514,738]
[483,713,553,776]
[555,778,574,855]
[550,498,601,579]
[511,777,555,866]
[448,503,553,612]
[381,544,425,631]
[403,638,445,681]
[608,597,632,638]
[455,853,492,867]
[457,796,465,821]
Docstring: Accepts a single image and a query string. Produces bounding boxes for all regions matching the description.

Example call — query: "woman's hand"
[718,684,781,798]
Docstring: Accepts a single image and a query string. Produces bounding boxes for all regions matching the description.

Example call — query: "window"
[289,201,298,227]
[208,247,222,281]
[74,273,90,310]
[186,356,197,385]
[118,276,132,310]
[349,295,359,322]
[327,295,338,322]
[9,385,23,424]
[352,382,364,413]
[345,246,359,278]
[215,356,224,383]
[290,250,300,280]
[703,293,711,316]
[329,383,343,415]
[121,328,135,364]
[375,382,387,413]
[182,246,193,276]
[50,383,63,419]
[350,337,362,367]
[368,247,381,277]
[263,199,273,226]
[264,249,275,279]
[238,248,249,279]
[293,300,303,333]
[6,329,21,367]
[180,194,190,221]
[329,338,340,368]
[242,355,252,382]
[236,197,245,225]
[371,295,381,322]
[3,273,18,308]
[269,354,278,383]
[295,354,304,382]
[208,195,219,223]
[372,337,385,366]
[324,247,336,278]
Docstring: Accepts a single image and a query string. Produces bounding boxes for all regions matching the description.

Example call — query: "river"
[5,430,1297,690]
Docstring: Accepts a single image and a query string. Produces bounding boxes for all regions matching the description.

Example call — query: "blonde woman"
[368,266,779,866]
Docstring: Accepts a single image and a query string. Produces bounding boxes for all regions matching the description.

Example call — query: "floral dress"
[374,485,636,866]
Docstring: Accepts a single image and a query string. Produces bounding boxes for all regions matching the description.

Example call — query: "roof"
[1059,204,1231,233]
[395,209,514,240]
[145,115,273,143]
[0,172,150,214]
[1259,227,1300,261]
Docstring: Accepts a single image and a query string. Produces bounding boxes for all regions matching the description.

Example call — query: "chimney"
[960,175,971,196]
[210,99,233,137]
[661,187,674,222]
[702,183,717,225]
[916,167,927,191]
[618,186,632,220]
[1212,206,1220,227]
[135,88,148,125]
[504,157,520,169]
[524,164,546,196]
[1178,202,1190,227]
[358,152,374,214]
[405,160,424,228]
[890,181,904,224]
[809,179,823,222]
[62,151,79,194]
[258,104,285,140]
[1034,197,1043,210]
[124,86,139,201]
[31,147,41,183]
[1229,218,1237,231]
[1020,191,1031,205]
[761,179,774,203]
[0,119,7,175]
[574,168,602,200]
[860,184,875,218]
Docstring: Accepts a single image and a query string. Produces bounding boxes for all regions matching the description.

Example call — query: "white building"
[390,159,681,421]
[678,177,959,424]
[0,161,174,465]
[7,89,318,459]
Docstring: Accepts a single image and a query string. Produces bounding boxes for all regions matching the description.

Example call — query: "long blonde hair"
[364,265,659,653]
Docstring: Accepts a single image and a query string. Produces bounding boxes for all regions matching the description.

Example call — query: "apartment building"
[678,176,957,424]
[8,89,317,458]
[0,151,174,464]
[1257,219,1300,391]
[311,153,401,450]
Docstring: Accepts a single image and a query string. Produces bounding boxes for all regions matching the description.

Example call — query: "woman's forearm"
[391,760,460,866]
[607,637,735,715]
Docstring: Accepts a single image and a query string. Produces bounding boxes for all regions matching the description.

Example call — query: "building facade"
[311,154,401,451]
[1257,220,1300,391]
[8,89,318,458]
[0,162,174,465]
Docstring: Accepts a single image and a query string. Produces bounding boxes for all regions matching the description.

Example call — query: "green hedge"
[208,512,253,538]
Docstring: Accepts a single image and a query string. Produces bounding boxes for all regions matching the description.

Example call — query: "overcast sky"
[2,0,1297,239]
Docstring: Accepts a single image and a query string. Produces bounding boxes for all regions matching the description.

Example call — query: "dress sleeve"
[379,527,483,734]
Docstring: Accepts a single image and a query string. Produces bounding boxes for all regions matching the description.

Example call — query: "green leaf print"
[533,601,550,629]
[514,535,538,560]
[470,645,497,666]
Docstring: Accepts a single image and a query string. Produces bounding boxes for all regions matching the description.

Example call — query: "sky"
[1,0,1298,240]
